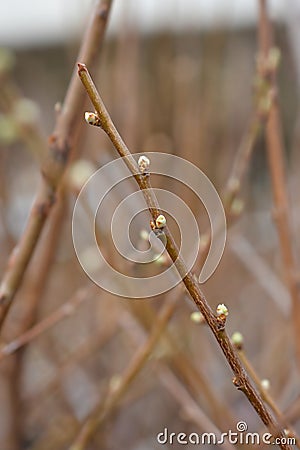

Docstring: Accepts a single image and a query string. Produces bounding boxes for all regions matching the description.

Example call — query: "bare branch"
[258,0,300,366]
[0,0,113,329]
[77,63,291,449]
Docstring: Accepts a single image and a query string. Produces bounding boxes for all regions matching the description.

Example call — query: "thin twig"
[198,57,276,265]
[224,114,262,211]
[0,80,47,160]
[129,300,235,428]
[70,293,179,450]
[118,308,236,450]
[197,113,262,267]
[0,286,96,361]
[24,318,117,406]
[0,0,113,329]
[0,192,67,449]
[285,395,300,426]
[77,63,291,449]
[119,306,235,438]
[230,235,290,316]
[232,337,300,447]
[258,0,300,366]
[159,367,236,450]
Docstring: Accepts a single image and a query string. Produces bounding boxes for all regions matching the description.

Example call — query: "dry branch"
[0,286,95,360]
[258,0,300,366]
[77,63,291,449]
[70,293,179,450]
[0,0,113,329]
[232,334,300,447]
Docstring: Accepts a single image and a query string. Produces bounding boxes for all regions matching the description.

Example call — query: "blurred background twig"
[0,1,299,449]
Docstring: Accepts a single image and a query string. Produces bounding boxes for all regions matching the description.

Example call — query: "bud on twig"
[216,303,228,330]
[138,155,150,174]
[155,214,167,229]
[216,303,228,317]
[85,111,101,127]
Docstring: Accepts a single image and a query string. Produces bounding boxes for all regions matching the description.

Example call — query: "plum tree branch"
[258,0,300,368]
[0,0,113,330]
[77,63,291,449]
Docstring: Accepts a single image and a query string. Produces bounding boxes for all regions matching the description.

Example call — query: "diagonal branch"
[0,0,113,330]
[77,63,292,449]
[258,0,300,366]
[70,293,179,450]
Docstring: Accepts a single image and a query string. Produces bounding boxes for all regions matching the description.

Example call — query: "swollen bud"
[155,214,167,229]
[84,111,101,127]
[138,155,150,174]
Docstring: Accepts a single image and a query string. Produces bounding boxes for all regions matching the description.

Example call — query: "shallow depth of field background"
[0,1,299,449]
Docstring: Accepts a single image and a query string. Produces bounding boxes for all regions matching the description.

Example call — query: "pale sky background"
[0,0,293,48]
